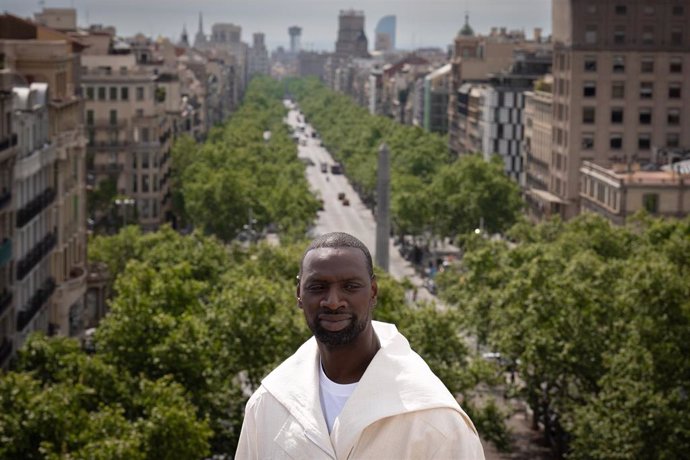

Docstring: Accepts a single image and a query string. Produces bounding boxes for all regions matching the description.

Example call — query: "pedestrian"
[236,232,484,459]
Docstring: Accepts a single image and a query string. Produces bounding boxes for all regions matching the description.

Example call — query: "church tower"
[194,12,207,48]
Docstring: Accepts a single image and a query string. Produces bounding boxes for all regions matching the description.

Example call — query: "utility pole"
[375,143,390,271]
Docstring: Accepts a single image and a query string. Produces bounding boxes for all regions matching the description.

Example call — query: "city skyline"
[4,0,552,50]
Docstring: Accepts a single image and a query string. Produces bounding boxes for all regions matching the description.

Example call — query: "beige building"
[522,76,567,220]
[551,0,690,218]
[1,13,89,356]
[580,161,690,224]
[81,50,173,231]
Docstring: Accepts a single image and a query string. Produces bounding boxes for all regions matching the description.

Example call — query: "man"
[236,232,484,459]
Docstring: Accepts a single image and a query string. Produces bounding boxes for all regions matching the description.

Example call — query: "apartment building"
[522,76,565,220]
[448,23,538,156]
[421,63,452,134]
[1,12,89,360]
[12,83,57,350]
[0,71,17,369]
[580,160,690,224]
[551,0,690,218]
[81,50,173,231]
[453,53,552,182]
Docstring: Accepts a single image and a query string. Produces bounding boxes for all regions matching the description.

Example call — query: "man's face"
[297,247,377,348]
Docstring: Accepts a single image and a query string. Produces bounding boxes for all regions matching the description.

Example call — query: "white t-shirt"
[319,363,358,433]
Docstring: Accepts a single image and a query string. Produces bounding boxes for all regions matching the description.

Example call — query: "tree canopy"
[437,213,690,458]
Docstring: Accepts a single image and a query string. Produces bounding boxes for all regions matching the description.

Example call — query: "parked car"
[342,198,350,206]
[337,192,346,200]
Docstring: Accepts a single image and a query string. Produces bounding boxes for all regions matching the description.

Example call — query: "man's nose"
[321,286,344,309]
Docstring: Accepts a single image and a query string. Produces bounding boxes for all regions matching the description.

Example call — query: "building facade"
[551,0,690,218]
[335,10,369,59]
[375,15,396,52]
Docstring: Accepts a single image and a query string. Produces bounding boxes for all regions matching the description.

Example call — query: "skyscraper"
[374,15,396,51]
[334,10,369,59]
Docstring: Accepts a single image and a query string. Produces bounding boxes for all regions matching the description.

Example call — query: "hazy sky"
[4,0,551,51]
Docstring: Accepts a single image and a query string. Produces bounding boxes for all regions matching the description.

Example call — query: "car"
[342,198,350,206]
[337,192,346,200]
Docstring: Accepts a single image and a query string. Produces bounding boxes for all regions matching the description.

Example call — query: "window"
[611,108,624,124]
[142,175,149,193]
[671,28,683,46]
[613,56,625,73]
[667,133,680,147]
[614,27,626,44]
[136,87,145,101]
[643,194,658,213]
[640,82,653,99]
[583,107,596,124]
[615,4,627,15]
[638,134,651,150]
[132,152,137,169]
[670,57,682,73]
[142,128,150,143]
[142,152,149,169]
[610,134,623,150]
[639,108,652,125]
[109,110,117,125]
[612,82,625,99]
[582,133,594,150]
[673,5,684,16]
[584,56,597,72]
[97,87,106,100]
[136,109,144,117]
[121,87,129,100]
[132,174,137,193]
[641,58,654,73]
[668,109,680,125]
[669,83,682,99]
[153,174,158,192]
[584,81,597,97]
[585,25,597,44]
[86,110,94,125]
[86,87,94,100]
[109,87,117,101]
[642,27,655,45]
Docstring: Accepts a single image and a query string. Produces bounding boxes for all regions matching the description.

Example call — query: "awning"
[527,188,568,205]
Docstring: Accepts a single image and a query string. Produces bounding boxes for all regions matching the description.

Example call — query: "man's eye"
[344,283,361,291]
[306,285,324,291]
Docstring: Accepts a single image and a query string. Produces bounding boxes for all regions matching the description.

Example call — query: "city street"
[285,101,434,301]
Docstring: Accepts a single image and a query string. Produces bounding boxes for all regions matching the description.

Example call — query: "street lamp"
[114,198,135,227]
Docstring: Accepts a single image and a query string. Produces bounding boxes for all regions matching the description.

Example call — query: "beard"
[308,310,368,348]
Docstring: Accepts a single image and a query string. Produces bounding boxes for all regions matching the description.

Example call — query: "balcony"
[16,187,56,229]
[0,188,11,210]
[0,338,12,365]
[16,277,56,331]
[0,289,11,317]
[0,133,18,153]
[15,230,57,281]
[0,238,11,267]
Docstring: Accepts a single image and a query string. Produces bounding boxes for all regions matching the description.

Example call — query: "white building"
[12,83,57,348]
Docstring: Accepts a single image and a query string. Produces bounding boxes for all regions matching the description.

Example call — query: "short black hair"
[299,232,374,279]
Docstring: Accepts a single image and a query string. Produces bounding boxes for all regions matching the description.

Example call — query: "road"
[285,101,434,301]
